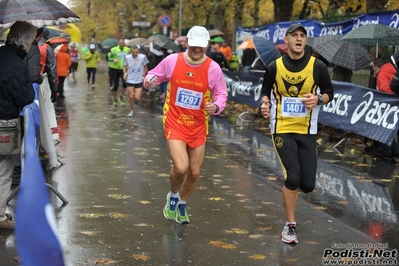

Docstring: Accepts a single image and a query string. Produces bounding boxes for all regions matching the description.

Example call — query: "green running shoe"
[113,99,118,106]
[176,203,190,224]
[163,192,178,221]
[120,97,125,106]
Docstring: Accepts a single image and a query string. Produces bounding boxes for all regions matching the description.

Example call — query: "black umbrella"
[313,40,371,71]
[0,0,81,29]
[153,38,181,53]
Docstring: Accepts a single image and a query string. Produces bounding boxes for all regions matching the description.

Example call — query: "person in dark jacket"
[24,27,44,84]
[0,21,36,231]
[241,48,257,73]
[39,28,57,102]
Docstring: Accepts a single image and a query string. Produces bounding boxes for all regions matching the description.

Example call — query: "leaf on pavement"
[109,212,128,218]
[108,194,130,200]
[258,226,273,231]
[93,258,123,264]
[225,165,238,168]
[249,234,264,239]
[132,253,149,261]
[249,254,266,260]
[209,197,223,201]
[305,241,320,245]
[142,170,155,174]
[138,200,151,204]
[337,201,350,205]
[208,240,237,249]
[314,205,326,210]
[79,213,106,218]
[205,155,217,159]
[133,223,153,227]
[81,231,103,235]
[157,173,169,177]
[261,201,274,205]
[226,228,249,234]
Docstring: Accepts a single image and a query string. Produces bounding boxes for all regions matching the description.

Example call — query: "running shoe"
[120,97,125,106]
[163,192,179,221]
[176,203,190,224]
[281,224,298,244]
[134,99,139,105]
[113,99,118,106]
[128,111,134,118]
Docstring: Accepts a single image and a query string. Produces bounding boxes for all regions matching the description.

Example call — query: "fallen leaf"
[258,226,273,231]
[249,234,264,239]
[109,212,128,218]
[267,177,277,181]
[255,213,266,217]
[92,258,123,264]
[337,201,350,205]
[226,228,249,234]
[305,241,320,245]
[209,197,223,201]
[132,223,153,227]
[81,231,103,236]
[249,254,266,260]
[138,200,151,204]
[261,201,274,205]
[132,253,149,261]
[142,170,155,174]
[314,205,327,210]
[79,213,106,218]
[108,194,130,200]
[157,173,169,177]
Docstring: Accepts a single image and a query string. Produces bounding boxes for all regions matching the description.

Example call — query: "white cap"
[187,26,210,48]
[89,44,95,49]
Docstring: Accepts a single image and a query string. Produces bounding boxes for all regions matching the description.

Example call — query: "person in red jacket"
[373,57,396,94]
[55,43,71,98]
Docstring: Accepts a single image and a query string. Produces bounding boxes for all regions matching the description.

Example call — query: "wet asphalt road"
[1,63,398,266]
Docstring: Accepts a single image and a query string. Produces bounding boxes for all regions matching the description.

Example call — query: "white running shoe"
[128,111,134,118]
[281,224,298,244]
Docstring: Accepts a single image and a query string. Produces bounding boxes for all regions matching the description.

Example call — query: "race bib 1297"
[175,87,203,110]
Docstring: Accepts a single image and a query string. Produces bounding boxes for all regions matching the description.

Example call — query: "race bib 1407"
[281,97,307,117]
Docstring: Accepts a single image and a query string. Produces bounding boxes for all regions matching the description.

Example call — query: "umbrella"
[275,43,288,54]
[45,26,69,39]
[47,36,68,44]
[238,39,254,50]
[210,36,224,43]
[208,29,224,37]
[341,24,399,47]
[101,38,118,48]
[154,37,181,52]
[252,36,282,66]
[0,0,81,29]
[313,40,371,71]
[125,37,147,47]
[307,34,343,48]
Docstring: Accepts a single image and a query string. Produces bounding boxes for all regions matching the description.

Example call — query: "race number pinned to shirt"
[281,97,307,117]
[176,87,203,110]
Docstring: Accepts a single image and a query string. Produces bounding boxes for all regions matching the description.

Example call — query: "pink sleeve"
[208,61,228,114]
[145,54,178,86]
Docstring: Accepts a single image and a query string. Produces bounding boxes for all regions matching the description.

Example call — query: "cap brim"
[187,39,209,48]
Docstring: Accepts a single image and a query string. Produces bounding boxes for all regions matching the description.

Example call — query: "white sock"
[178,200,187,206]
[286,221,296,226]
[170,192,179,198]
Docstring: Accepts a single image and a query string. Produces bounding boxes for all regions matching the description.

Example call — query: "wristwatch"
[317,94,324,105]
[214,104,219,113]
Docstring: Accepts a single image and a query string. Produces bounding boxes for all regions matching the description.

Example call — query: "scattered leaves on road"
[209,197,223,201]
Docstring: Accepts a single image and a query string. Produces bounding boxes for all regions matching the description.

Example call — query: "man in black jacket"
[0,21,36,231]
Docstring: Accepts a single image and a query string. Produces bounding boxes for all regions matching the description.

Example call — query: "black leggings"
[86,68,97,84]
[110,68,126,91]
[272,134,317,193]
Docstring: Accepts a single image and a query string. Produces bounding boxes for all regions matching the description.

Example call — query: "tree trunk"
[272,0,295,22]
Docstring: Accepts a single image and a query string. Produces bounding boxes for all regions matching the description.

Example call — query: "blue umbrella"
[252,36,281,66]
